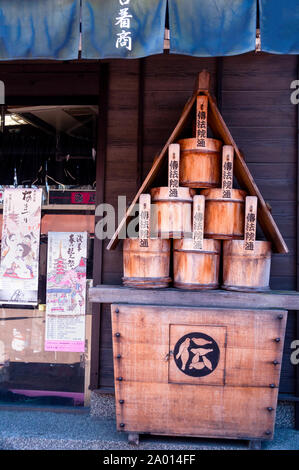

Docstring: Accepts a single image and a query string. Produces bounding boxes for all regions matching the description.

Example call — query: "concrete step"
[0,408,297,450]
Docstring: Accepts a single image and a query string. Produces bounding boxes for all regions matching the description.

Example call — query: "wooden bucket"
[200,188,247,239]
[222,239,272,292]
[150,187,195,238]
[122,238,171,288]
[173,238,221,290]
[178,137,222,188]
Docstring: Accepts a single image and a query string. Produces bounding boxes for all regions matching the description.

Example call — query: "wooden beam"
[89,285,299,311]
[0,213,94,236]
[41,214,94,234]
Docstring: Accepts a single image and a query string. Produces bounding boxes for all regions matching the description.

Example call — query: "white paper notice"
[0,188,42,304]
[45,232,88,352]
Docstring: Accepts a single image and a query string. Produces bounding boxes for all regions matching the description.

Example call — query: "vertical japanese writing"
[21,190,33,224]
[115,0,133,52]
[168,143,180,198]
[221,145,234,199]
[244,196,257,252]
[192,195,205,250]
[68,234,76,269]
[139,194,151,248]
[196,95,208,148]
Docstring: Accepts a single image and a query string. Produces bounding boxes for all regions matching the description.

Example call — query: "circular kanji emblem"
[173,332,220,377]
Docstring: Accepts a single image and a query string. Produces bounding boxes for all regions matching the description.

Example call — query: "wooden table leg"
[248,440,262,450]
[128,433,140,446]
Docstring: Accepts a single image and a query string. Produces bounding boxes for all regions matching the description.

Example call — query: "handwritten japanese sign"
[45,232,88,352]
[115,0,133,52]
[168,143,180,198]
[0,188,42,304]
[196,95,208,148]
[139,194,151,247]
[244,196,257,252]
[221,145,234,199]
[192,195,205,250]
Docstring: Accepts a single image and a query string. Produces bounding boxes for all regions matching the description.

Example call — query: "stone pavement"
[0,407,298,450]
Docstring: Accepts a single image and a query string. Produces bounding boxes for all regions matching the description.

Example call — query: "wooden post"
[192,195,205,250]
[128,433,140,446]
[221,145,234,199]
[84,280,93,407]
[168,143,180,198]
[249,440,262,450]
[194,69,211,93]
[139,194,151,247]
[90,62,109,390]
[196,95,208,148]
[244,196,258,252]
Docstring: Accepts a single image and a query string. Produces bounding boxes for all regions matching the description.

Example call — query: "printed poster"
[45,232,88,352]
[0,188,42,304]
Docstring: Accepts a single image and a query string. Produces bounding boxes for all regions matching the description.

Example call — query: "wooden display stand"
[111,303,287,446]
[90,71,296,449]
[89,285,299,448]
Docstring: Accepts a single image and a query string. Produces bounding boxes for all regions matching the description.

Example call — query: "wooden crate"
[111,304,287,443]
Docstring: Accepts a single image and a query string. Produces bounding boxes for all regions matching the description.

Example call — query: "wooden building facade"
[1,51,298,417]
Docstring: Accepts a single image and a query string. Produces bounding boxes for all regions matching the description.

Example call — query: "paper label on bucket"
[168,144,180,198]
[139,194,151,247]
[196,95,208,148]
[192,195,205,250]
[244,196,257,251]
[221,146,234,199]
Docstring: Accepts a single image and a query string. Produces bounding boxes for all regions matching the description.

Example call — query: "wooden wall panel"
[221,52,298,395]
[142,55,218,181]
[97,60,140,388]
[101,60,140,284]
[0,63,99,101]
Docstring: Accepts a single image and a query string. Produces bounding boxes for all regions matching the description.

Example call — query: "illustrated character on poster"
[3,243,33,279]
[68,263,86,315]
[1,233,18,268]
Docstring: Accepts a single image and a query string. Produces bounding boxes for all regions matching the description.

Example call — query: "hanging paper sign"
[192,195,205,250]
[0,188,42,304]
[168,143,180,198]
[139,194,151,247]
[244,196,257,252]
[196,95,208,148]
[221,145,234,199]
[45,232,88,352]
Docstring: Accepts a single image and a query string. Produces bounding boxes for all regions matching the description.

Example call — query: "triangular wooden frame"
[107,71,288,254]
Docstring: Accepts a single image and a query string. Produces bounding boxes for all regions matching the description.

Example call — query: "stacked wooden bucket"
[123,95,272,292]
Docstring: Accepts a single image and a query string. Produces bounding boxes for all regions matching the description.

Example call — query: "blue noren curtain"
[259,0,299,54]
[168,0,257,57]
[0,0,80,60]
[81,0,167,59]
